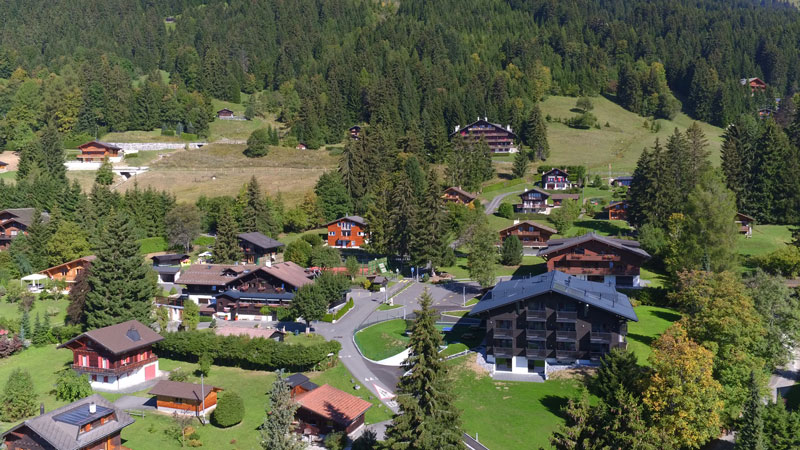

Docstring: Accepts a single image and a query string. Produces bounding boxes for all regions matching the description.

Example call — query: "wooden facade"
[539,234,650,287]
[326,216,368,248]
[65,337,157,379]
[515,188,550,213]
[40,255,96,291]
[154,391,219,414]
[736,212,754,237]
[449,118,518,153]
[541,168,570,190]
[293,384,371,436]
[4,425,125,450]
[441,187,476,206]
[498,221,557,248]
[217,108,234,118]
[0,209,47,249]
[349,125,361,140]
[605,201,628,221]
[741,77,766,93]
[77,141,122,162]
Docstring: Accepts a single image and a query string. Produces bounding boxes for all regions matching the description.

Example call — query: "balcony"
[493,347,514,358]
[555,311,577,321]
[590,332,612,342]
[565,254,619,262]
[555,331,577,341]
[493,328,514,338]
[73,355,158,376]
[526,348,549,358]
[526,329,546,339]
[589,352,605,361]
[554,266,632,276]
[555,350,578,360]
[526,309,546,320]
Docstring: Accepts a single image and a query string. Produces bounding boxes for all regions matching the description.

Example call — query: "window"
[328,231,335,236]
[528,301,544,311]
[496,319,512,329]
[357,231,365,237]
[10,230,17,236]
[493,339,513,348]
[103,376,108,383]
[527,321,546,330]
[555,322,576,331]
[342,231,351,237]
[341,222,352,230]
[556,341,576,351]
[558,302,577,312]
[527,341,545,350]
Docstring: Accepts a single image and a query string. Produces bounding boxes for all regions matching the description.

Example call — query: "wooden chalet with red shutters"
[0,208,50,249]
[450,118,518,153]
[538,233,651,288]
[1,394,134,450]
[515,187,550,213]
[216,108,234,118]
[605,201,628,221]
[442,187,477,206]
[77,141,123,162]
[326,216,368,248]
[736,212,755,237]
[740,77,767,93]
[39,255,96,291]
[294,384,372,436]
[499,221,557,248]
[58,320,163,392]
[541,168,570,190]
[149,380,223,416]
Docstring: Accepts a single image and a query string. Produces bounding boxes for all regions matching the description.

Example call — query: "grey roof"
[449,118,518,139]
[237,232,285,251]
[1,394,134,450]
[518,187,550,199]
[59,320,163,355]
[285,373,319,392]
[0,208,51,227]
[154,266,181,275]
[324,215,367,227]
[499,220,558,235]
[469,271,638,321]
[537,232,651,259]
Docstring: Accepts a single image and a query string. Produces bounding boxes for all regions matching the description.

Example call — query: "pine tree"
[752,120,791,222]
[260,372,304,450]
[522,104,549,160]
[408,172,444,270]
[84,211,157,329]
[721,115,758,214]
[385,290,465,450]
[19,309,30,341]
[467,221,497,287]
[365,175,392,255]
[499,235,523,266]
[512,148,529,179]
[95,158,114,186]
[213,206,242,264]
[736,372,765,450]
[24,210,52,272]
[67,265,91,325]
[0,368,37,421]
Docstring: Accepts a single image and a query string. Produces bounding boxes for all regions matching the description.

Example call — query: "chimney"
[265,259,272,268]
[513,219,520,225]
[89,402,96,414]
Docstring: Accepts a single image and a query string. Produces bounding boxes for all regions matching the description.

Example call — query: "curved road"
[483,189,524,215]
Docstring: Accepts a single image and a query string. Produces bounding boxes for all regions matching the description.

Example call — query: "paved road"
[483,189,524,215]
[769,348,800,401]
[114,395,157,411]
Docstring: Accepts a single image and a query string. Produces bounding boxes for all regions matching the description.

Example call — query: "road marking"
[373,383,396,400]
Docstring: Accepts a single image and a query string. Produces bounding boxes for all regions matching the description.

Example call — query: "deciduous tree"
[166,204,202,253]
[466,221,497,287]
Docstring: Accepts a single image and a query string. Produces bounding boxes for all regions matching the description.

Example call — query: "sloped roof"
[537,232,650,259]
[40,255,96,275]
[237,232,285,251]
[259,261,314,288]
[449,118,518,139]
[518,187,550,199]
[78,141,122,150]
[325,216,367,227]
[604,201,627,210]
[59,320,163,355]
[499,221,557,235]
[443,186,477,202]
[178,264,259,286]
[470,271,637,321]
[285,373,319,392]
[542,168,568,176]
[294,384,372,426]
[0,208,51,227]
[1,394,134,450]
[736,212,755,221]
[151,253,189,265]
[148,380,221,401]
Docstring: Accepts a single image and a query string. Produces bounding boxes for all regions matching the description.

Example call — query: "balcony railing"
[493,328,514,338]
[556,311,577,321]
[526,310,546,320]
[73,355,158,376]
[590,332,612,342]
[526,348,549,358]
[555,331,577,341]
[589,352,605,361]
[493,347,514,358]
[565,254,619,261]
[555,350,578,360]
[526,329,546,339]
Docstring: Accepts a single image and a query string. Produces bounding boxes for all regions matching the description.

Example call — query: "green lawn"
[439,255,545,280]
[0,296,70,325]
[354,319,409,361]
[451,356,587,450]
[139,236,170,254]
[283,332,327,346]
[626,305,681,365]
[101,129,184,143]
[277,228,326,246]
[0,170,17,181]
[737,224,793,259]
[377,303,404,311]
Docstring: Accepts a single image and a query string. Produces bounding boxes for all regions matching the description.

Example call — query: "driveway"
[484,190,523,215]
[114,395,157,411]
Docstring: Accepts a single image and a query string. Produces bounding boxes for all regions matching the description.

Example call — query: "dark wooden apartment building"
[538,232,650,288]
[449,118,518,154]
[498,221,557,248]
[470,271,637,376]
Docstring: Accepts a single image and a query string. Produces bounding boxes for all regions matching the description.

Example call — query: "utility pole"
[200,374,205,425]
[462,286,466,307]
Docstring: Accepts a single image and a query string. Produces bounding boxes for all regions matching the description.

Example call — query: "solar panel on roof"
[126,327,141,342]
[53,404,113,426]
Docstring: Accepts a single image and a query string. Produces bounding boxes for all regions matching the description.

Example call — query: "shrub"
[244,128,271,158]
[54,369,92,402]
[497,202,514,219]
[0,335,23,358]
[198,353,212,377]
[0,368,37,421]
[301,233,323,247]
[181,133,198,141]
[285,239,313,266]
[199,316,213,323]
[754,246,800,277]
[324,431,347,450]
[322,298,354,323]
[212,391,244,427]
[567,112,597,129]
[51,325,82,343]
[169,368,191,382]
[161,129,175,136]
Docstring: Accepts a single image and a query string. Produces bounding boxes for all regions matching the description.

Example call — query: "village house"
[286,373,319,398]
[736,212,755,237]
[349,125,362,140]
[214,324,286,341]
[1,394,134,450]
[469,271,637,378]
[611,176,633,187]
[76,141,123,163]
[39,255,96,292]
[216,108,234,118]
[148,380,223,417]
[179,261,314,305]
[0,208,50,249]
[541,168,570,190]
[605,201,628,221]
[0,161,8,172]
[449,118,518,154]
[326,216,368,248]
[441,187,477,206]
[515,188,550,214]
[58,320,163,392]
[538,232,651,288]
[550,193,581,207]
[499,220,557,248]
[296,143,307,150]
[740,77,767,93]
[294,384,372,436]
[151,253,189,284]
[213,290,294,322]
[238,232,285,264]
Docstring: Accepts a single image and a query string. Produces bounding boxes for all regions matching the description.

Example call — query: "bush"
[322,298,354,323]
[754,246,800,277]
[0,368,37,421]
[285,239,313,266]
[54,369,93,402]
[324,431,347,450]
[497,202,514,219]
[169,368,191,382]
[212,391,244,428]
[198,352,213,377]
[199,316,213,323]
[301,233,323,247]
[567,112,597,129]
[0,335,23,358]
[51,325,82,343]
[156,330,341,371]
[244,128,271,158]
[500,235,523,266]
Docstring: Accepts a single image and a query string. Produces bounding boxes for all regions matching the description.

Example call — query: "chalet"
[605,201,628,221]
[148,380,223,416]
[349,125,362,140]
[326,216,368,248]
[215,325,286,341]
[216,108,234,118]
[76,141,123,163]
[180,261,313,304]
[296,143,307,150]
[285,373,319,398]
[151,253,188,284]
[611,176,633,187]
[0,161,8,172]
[165,16,176,23]
[469,271,637,377]
[39,255,96,291]
[238,232,285,264]
[515,188,550,214]
[736,212,755,237]
[450,118,518,154]
[1,394,134,450]
[541,168,570,190]
[499,221,557,248]
[294,384,372,436]
[551,193,580,207]
[214,291,295,321]
[740,77,767,93]
[442,187,477,206]
[538,233,651,288]
[0,208,50,248]
[58,320,164,392]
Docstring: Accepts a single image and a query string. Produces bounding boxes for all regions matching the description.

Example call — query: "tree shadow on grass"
[651,309,681,322]
[539,395,570,420]
[627,333,654,347]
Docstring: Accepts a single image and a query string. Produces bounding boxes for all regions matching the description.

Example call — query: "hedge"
[322,298,354,323]
[199,316,213,323]
[155,331,341,371]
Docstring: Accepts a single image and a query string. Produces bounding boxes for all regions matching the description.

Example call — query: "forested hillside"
[0,0,798,152]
